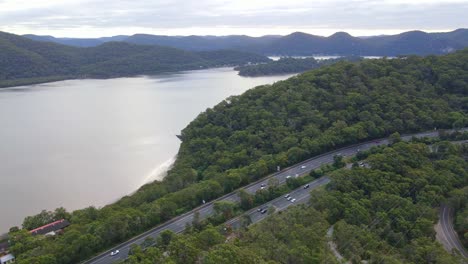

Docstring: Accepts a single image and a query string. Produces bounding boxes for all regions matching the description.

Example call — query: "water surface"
[0,68,293,231]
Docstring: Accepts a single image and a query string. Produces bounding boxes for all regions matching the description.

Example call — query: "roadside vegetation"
[448,186,468,250]
[7,49,468,264]
[123,141,467,263]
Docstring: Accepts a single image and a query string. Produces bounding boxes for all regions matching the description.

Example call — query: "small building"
[0,254,15,264]
[29,219,70,236]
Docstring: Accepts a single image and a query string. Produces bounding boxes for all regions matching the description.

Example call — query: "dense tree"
[235,56,362,76]
[0,31,270,88]
[9,49,468,264]
[312,142,467,263]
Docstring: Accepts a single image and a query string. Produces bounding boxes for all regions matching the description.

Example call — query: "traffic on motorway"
[84,129,466,264]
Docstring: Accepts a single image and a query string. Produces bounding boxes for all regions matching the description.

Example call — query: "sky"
[0,0,467,38]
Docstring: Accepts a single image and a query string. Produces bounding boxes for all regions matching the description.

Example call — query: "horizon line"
[4,27,466,39]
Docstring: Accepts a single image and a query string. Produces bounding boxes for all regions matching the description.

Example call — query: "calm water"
[0,68,294,231]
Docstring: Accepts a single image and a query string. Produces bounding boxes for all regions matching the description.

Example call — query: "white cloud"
[0,0,466,37]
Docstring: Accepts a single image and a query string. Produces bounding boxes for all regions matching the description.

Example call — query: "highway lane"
[85,128,466,264]
[437,205,468,258]
[226,176,331,229]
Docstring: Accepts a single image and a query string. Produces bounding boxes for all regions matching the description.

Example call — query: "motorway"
[225,176,331,229]
[85,128,466,264]
[436,205,468,259]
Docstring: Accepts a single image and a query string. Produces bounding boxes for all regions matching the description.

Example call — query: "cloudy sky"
[0,0,467,37]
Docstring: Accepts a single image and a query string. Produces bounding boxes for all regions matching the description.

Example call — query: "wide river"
[0,68,294,232]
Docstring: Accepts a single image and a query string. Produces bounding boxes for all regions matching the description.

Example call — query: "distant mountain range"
[24,29,468,56]
[0,31,269,88]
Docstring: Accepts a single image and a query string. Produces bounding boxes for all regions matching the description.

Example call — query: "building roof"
[0,254,14,262]
[29,219,70,236]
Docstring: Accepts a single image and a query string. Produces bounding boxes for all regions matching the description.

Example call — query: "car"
[260,183,266,187]
[287,196,292,201]
[260,186,266,190]
[260,208,268,214]
[284,193,290,198]
[295,173,299,177]
[286,175,292,179]
[110,250,120,256]
[257,206,267,212]
[301,165,307,169]
[303,184,310,189]
[291,198,296,203]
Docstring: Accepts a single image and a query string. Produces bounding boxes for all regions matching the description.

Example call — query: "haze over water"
[0,68,293,232]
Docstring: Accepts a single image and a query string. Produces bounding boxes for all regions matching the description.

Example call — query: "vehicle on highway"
[260,208,268,214]
[110,250,119,256]
[284,193,290,198]
[304,184,310,189]
[301,165,307,169]
[291,198,296,203]
[257,206,267,212]
[260,183,266,190]
[286,175,292,179]
[287,196,292,201]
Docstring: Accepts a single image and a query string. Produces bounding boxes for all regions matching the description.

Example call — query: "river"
[0,68,294,232]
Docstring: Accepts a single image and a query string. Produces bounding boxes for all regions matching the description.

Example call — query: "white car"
[291,198,296,203]
[287,196,292,201]
[301,165,307,169]
[110,250,120,256]
[286,175,292,179]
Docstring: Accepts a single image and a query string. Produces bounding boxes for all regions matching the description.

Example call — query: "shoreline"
[0,65,246,90]
[0,68,294,233]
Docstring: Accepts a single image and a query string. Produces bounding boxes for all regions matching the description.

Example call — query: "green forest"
[0,31,270,87]
[235,56,362,76]
[450,186,468,249]
[124,141,468,263]
[7,49,468,264]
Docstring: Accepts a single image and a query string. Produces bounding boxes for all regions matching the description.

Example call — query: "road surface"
[436,205,468,258]
[85,128,466,264]
[225,176,331,229]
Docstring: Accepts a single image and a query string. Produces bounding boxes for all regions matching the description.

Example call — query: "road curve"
[436,205,468,258]
[84,128,467,264]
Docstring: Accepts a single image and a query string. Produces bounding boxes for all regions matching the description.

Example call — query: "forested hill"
[24,28,468,56]
[235,56,363,76]
[0,31,270,88]
[8,49,468,264]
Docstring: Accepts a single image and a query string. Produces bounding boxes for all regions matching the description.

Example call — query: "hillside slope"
[24,29,468,56]
[0,31,270,87]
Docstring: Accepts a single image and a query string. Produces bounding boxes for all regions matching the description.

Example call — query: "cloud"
[0,0,466,37]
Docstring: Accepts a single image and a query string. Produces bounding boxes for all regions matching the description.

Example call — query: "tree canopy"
[8,49,468,264]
